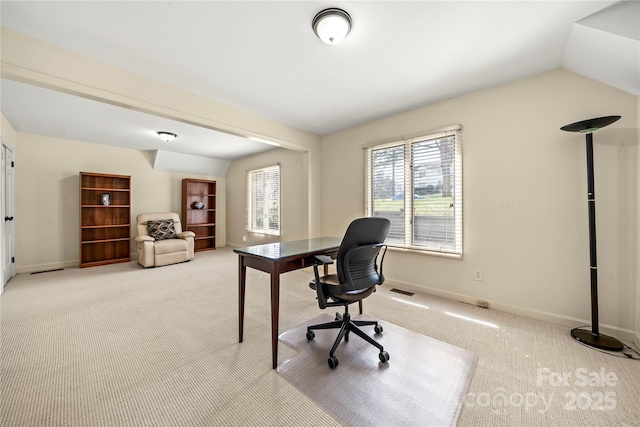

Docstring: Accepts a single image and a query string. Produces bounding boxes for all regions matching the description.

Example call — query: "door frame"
[2,142,16,290]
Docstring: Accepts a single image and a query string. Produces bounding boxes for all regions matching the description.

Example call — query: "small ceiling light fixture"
[157,131,177,142]
[312,8,352,45]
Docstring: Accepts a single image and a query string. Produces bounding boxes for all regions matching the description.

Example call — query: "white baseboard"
[16,259,79,274]
[17,253,139,274]
[15,246,231,274]
[385,279,639,344]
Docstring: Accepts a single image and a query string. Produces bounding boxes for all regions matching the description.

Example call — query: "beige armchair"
[135,212,195,268]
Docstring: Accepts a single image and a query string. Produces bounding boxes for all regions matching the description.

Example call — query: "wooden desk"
[234,237,341,369]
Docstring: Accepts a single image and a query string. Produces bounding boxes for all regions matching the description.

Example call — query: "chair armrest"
[313,254,334,265]
[311,255,333,310]
[135,235,155,243]
[178,231,196,239]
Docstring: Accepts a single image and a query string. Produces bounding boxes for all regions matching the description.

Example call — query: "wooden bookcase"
[182,178,216,252]
[80,172,131,267]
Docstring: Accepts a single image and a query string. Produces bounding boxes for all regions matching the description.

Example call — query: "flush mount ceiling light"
[312,8,352,45]
[157,131,177,142]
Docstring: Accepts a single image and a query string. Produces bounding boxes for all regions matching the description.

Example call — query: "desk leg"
[270,269,280,369]
[238,255,246,343]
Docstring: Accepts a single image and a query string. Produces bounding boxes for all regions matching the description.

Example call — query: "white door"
[2,144,16,289]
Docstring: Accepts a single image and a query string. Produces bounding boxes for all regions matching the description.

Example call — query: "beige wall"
[226,148,305,247]
[1,112,17,150]
[15,133,225,273]
[320,69,639,336]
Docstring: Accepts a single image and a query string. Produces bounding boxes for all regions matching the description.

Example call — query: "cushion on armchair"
[136,212,194,268]
[147,219,178,240]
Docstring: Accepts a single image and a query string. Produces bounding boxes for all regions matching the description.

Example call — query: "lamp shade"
[312,8,352,45]
[560,116,621,133]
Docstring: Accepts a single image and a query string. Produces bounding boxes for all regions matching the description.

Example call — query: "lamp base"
[571,329,624,351]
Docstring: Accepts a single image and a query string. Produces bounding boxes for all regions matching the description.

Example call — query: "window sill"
[246,229,280,237]
[386,245,463,260]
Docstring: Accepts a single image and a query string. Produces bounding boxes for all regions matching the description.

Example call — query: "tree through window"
[365,126,462,256]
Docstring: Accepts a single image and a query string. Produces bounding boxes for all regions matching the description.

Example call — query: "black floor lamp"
[560,115,623,352]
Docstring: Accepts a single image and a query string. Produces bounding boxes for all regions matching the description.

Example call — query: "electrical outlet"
[242,236,247,243]
[477,300,489,309]
[473,268,483,281]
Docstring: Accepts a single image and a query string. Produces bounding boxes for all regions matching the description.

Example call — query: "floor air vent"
[389,288,415,296]
[30,268,64,275]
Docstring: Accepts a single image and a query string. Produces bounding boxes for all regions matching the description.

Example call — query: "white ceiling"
[1,1,638,162]
[0,78,275,161]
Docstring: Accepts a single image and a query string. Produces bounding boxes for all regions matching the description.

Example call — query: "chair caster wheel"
[379,351,390,363]
[306,330,315,340]
[374,324,383,334]
[328,356,339,369]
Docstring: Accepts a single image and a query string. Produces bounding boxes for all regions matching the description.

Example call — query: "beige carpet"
[278,314,477,426]
[1,247,639,426]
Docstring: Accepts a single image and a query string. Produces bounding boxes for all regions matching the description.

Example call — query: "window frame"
[365,125,463,258]
[246,164,281,236]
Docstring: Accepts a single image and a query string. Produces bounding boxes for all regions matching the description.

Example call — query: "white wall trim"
[16,259,78,274]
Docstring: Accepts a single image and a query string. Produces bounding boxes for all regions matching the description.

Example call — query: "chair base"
[306,305,389,368]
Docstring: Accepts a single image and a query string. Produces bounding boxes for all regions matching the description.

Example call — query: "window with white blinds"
[365,126,462,257]
[247,164,280,235]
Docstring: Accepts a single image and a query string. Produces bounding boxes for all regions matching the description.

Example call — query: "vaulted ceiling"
[1,1,637,160]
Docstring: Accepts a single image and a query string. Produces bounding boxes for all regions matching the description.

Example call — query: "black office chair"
[306,217,390,369]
